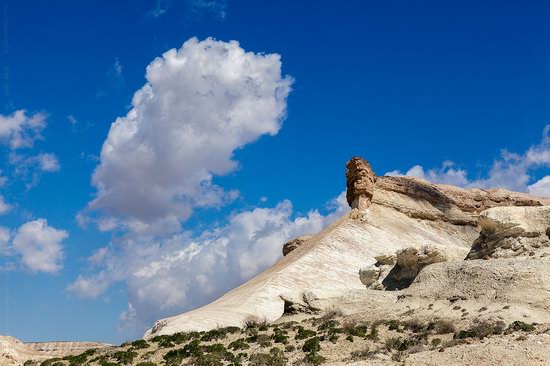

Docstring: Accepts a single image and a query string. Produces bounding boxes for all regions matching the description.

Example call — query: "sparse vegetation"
[30,314,542,366]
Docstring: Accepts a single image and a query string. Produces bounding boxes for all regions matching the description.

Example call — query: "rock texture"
[346,157,376,210]
[282,235,313,256]
[145,157,550,338]
[466,206,550,260]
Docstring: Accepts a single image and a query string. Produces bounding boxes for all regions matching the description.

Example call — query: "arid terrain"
[5,156,550,365]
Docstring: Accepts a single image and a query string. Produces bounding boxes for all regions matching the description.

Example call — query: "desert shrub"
[350,346,371,360]
[432,319,456,334]
[295,326,316,340]
[256,334,272,348]
[136,363,157,366]
[507,321,535,333]
[467,319,505,339]
[24,361,39,366]
[478,306,488,312]
[40,359,63,366]
[284,344,296,352]
[340,319,368,337]
[302,337,321,353]
[346,335,354,342]
[62,348,96,366]
[279,321,298,329]
[243,315,268,330]
[112,350,137,364]
[150,331,200,348]
[130,339,149,349]
[271,328,289,344]
[328,334,338,343]
[402,319,426,333]
[249,348,286,366]
[431,338,442,347]
[163,349,186,366]
[201,328,227,342]
[303,352,326,365]
[386,320,400,331]
[365,323,379,341]
[516,335,528,341]
[317,307,343,327]
[317,319,340,331]
[229,338,250,351]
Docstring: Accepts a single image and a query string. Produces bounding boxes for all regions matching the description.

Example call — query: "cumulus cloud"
[0,111,60,187]
[0,110,46,149]
[10,219,68,274]
[85,37,292,235]
[386,124,550,195]
[69,192,348,332]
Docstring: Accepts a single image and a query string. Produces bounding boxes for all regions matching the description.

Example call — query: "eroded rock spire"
[346,157,376,210]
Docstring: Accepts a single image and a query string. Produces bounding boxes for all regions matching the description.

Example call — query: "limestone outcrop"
[282,235,313,256]
[145,156,550,338]
[466,206,550,260]
[346,157,376,210]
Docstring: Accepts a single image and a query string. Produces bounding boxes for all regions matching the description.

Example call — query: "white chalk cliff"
[144,157,550,338]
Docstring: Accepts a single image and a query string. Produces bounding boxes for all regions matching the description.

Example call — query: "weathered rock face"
[146,156,550,338]
[466,206,550,260]
[358,265,381,286]
[282,235,313,256]
[346,157,376,210]
[363,246,448,291]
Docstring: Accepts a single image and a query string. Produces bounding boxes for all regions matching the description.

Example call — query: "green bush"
[130,339,150,349]
[507,321,535,332]
[272,328,289,344]
[302,337,321,353]
[248,348,286,366]
[136,362,157,366]
[295,326,316,340]
[229,338,250,351]
[201,329,227,342]
[303,352,326,365]
[113,350,138,364]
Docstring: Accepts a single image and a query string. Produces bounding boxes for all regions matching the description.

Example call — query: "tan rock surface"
[145,157,550,338]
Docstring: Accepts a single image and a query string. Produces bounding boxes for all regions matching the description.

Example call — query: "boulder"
[382,246,448,290]
[359,265,381,286]
[282,235,313,256]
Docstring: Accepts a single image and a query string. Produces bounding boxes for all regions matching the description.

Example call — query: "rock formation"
[144,156,550,338]
[466,206,550,260]
[282,235,313,256]
[346,157,376,210]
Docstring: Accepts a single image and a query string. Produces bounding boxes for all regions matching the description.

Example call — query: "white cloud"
[0,227,11,255]
[527,176,550,197]
[69,192,348,332]
[0,110,46,150]
[386,161,469,187]
[0,196,11,214]
[85,37,292,235]
[11,219,68,274]
[386,125,550,193]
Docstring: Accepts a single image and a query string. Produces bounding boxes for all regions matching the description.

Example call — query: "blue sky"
[2,0,550,344]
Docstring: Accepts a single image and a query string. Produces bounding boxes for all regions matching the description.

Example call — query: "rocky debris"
[346,157,376,210]
[282,235,313,256]
[280,290,322,314]
[466,206,550,260]
[358,265,381,286]
[381,246,448,290]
